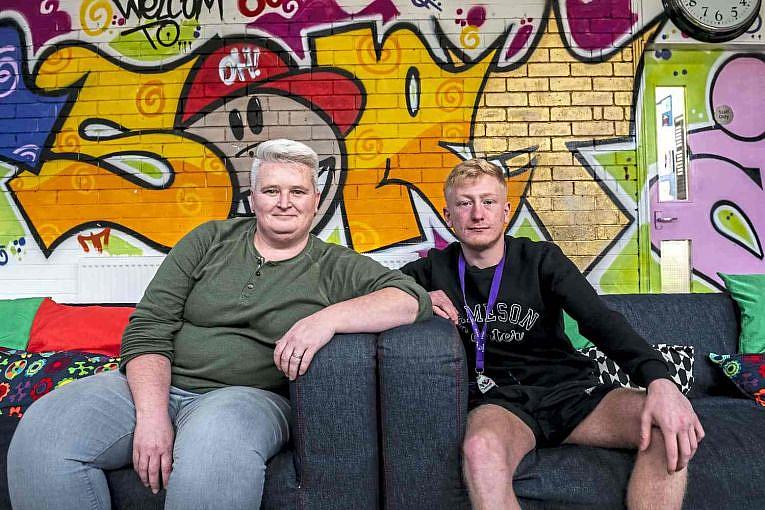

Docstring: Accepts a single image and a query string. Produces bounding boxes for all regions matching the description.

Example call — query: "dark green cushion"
[718,273,765,353]
[0,297,45,350]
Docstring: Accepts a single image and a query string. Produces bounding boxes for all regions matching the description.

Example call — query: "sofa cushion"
[601,294,740,399]
[0,298,45,351]
[515,397,765,510]
[27,299,133,357]
[710,353,765,406]
[718,272,765,353]
[0,350,120,418]
[580,344,694,394]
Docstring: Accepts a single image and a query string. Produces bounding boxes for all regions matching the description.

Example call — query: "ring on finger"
[291,352,304,359]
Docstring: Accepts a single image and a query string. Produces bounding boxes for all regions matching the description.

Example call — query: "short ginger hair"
[443,159,506,198]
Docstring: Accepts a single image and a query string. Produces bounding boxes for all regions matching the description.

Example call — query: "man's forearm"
[125,354,172,418]
[321,287,420,334]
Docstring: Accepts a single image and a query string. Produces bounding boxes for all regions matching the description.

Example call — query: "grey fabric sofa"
[381,293,765,510]
[3,293,763,509]
[0,332,381,510]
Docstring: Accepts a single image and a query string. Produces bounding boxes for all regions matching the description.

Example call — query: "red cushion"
[27,299,134,357]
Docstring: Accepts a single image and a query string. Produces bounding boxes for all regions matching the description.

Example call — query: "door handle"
[653,211,678,230]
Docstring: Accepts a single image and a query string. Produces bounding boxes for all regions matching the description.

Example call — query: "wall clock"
[663,0,762,42]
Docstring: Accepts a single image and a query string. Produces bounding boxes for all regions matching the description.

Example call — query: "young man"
[9,139,431,510]
[401,159,703,510]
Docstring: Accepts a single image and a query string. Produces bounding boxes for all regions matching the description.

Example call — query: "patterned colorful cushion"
[0,349,120,418]
[709,353,765,407]
[579,344,695,394]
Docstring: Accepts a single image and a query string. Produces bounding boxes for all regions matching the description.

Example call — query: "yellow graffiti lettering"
[315,28,530,251]
[10,46,231,252]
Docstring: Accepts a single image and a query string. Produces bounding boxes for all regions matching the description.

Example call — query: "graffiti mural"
[1,0,764,300]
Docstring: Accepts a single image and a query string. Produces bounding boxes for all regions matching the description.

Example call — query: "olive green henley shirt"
[120,218,432,393]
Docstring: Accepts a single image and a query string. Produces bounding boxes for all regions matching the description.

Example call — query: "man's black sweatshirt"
[401,236,671,389]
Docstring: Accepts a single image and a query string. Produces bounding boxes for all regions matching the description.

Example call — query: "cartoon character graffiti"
[178,38,363,232]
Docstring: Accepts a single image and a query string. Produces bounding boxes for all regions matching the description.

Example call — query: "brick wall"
[0,1,762,300]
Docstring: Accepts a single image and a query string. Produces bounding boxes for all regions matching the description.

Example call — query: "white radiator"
[74,252,418,303]
[76,256,165,303]
[364,252,420,269]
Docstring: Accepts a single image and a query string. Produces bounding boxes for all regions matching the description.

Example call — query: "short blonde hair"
[444,159,506,198]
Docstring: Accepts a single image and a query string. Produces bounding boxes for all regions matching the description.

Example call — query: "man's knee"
[463,423,532,474]
[463,427,509,467]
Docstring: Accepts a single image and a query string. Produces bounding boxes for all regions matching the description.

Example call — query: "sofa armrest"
[289,333,379,510]
[377,317,468,510]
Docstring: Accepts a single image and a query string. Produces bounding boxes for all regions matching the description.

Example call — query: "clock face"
[677,0,758,31]
[664,0,762,42]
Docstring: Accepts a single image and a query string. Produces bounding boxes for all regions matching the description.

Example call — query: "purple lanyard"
[458,249,506,374]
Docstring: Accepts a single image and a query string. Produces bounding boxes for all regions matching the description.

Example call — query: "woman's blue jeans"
[7,370,291,509]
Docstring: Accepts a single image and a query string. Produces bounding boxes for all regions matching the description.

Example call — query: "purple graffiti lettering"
[565,0,638,51]
[239,0,296,17]
[249,0,399,60]
[416,227,451,258]
[5,1,72,51]
[650,157,764,284]
[466,6,486,27]
[655,55,765,283]
[506,22,534,59]
[710,56,765,140]
[410,0,442,12]
[0,247,8,266]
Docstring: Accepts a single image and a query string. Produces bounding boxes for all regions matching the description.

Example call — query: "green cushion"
[563,311,592,350]
[0,297,45,350]
[718,273,765,353]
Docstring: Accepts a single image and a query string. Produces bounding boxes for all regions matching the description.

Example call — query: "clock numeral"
[702,6,708,15]
[731,6,739,18]
[715,9,723,21]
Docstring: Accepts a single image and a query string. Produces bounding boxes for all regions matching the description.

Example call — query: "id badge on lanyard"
[458,249,505,394]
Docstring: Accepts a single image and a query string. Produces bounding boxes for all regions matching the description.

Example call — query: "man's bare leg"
[462,404,536,510]
[564,388,687,510]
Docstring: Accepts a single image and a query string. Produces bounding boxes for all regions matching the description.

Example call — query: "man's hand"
[274,311,336,380]
[430,290,459,324]
[640,378,705,473]
[132,412,174,494]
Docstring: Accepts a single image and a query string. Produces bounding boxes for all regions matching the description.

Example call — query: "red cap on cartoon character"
[180,40,362,136]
